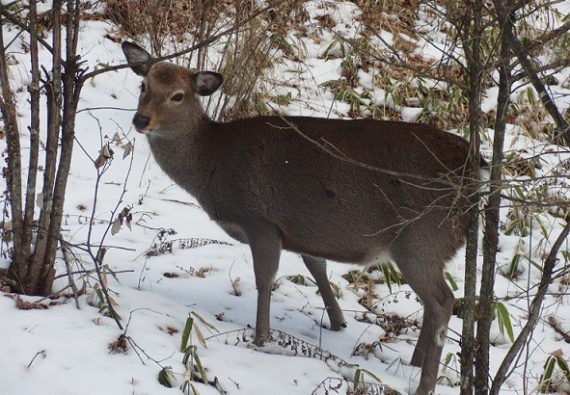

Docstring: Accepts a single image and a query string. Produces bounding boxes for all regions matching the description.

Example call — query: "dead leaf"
[122,142,133,158]
[94,152,106,168]
[111,218,122,235]
[101,144,113,159]
[15,297,48,310]
[112,132,122,145]
[108,334,128,354]
[159,326,179,336]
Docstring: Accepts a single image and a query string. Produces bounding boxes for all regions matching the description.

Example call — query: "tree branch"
[503,16,570,146]
[0,5,55,54]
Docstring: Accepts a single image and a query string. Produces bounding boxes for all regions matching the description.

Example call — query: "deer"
[122,41,478,395]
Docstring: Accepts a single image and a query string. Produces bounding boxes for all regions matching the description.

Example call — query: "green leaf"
[555,355,570,384]
[497,302,515,343]
[180,316,194,352]
[527,257,543,272]
[158,367,174,388]
[442,352,454,367]
[381,264,393,294]
[353,368,362,387]
[323,40,339,58]
[539,356,556,393]
[507,254,521,280]
[445,272,459,291]
[194,352,208,383]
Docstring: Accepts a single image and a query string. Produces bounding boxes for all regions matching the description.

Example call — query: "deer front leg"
[248,224,282,346]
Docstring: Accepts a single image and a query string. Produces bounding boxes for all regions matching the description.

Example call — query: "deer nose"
[133,113,150,131]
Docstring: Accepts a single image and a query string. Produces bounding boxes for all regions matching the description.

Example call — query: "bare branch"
[503,13,570,146]
[0,5,55,54]
[524,19,570,53]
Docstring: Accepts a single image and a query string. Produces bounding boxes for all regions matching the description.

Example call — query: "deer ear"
[122,41,152,76]
[192,72,223,96]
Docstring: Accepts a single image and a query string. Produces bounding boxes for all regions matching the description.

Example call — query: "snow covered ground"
[1,1,570,394]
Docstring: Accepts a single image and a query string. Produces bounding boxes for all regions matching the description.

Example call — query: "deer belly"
[216,221,248,244]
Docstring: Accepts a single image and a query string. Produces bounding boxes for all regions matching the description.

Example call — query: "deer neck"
[146,115,212,196]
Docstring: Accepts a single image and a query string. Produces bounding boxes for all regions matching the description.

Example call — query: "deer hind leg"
[247,223,282,346]
[411,312,432,367]
[393,252,454,395]
[301,255,346,330]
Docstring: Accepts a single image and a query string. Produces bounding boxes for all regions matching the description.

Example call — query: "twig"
[53,269,135,280]
[76,106,136,114]
[26,350,46,369]
[502,12,570,146]
[59,235,80,309]
[82,115,137,330]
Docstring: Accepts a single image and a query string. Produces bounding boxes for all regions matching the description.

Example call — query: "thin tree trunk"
[460,1,484,393]
[29,0,63,294]
[475,3,513,393]
[22,0,41,271]
[0,5,24,283]
[42,0,83,295]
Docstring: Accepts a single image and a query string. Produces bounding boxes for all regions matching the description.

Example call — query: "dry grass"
[105,0,306,120]
[352,0,420,39]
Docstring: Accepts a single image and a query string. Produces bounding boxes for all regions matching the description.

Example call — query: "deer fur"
[122,41,477,395]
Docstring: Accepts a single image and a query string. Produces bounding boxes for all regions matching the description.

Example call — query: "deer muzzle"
[132,113,150,133]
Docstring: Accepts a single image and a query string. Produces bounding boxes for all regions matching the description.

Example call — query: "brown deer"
[122,41,477,395]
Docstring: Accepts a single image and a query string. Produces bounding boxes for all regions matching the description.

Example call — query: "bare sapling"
[122,41,478,395]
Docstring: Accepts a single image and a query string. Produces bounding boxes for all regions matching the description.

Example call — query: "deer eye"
[140,82,146,92]
[171,93,184,102]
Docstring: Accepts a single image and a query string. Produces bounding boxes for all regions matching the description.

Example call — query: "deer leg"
[302,255,346,330]
[393,253,454,395]
[247,224,282,346]
[412,278,453,395]
[410,313,431,367]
